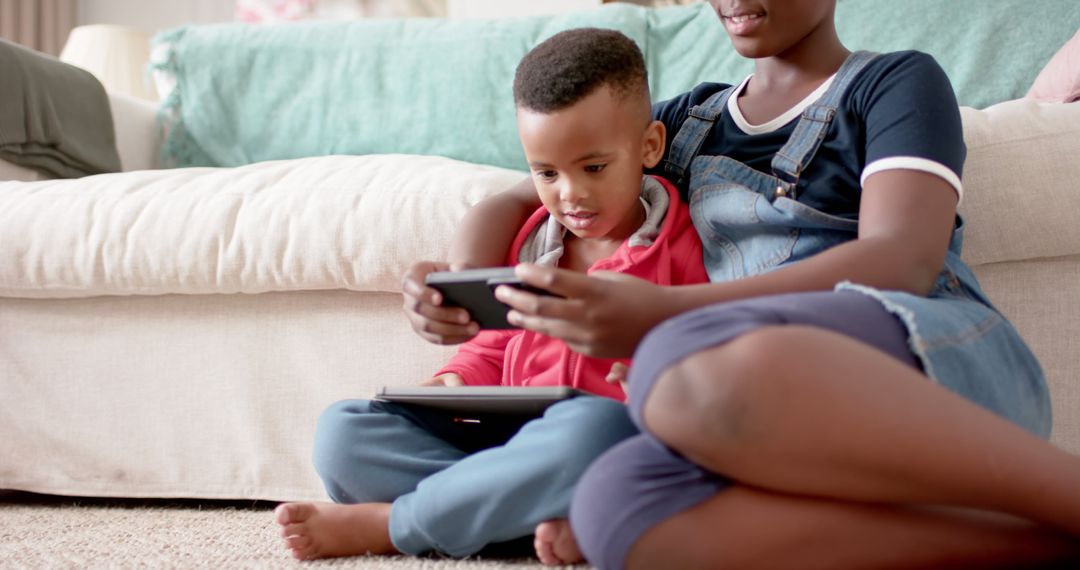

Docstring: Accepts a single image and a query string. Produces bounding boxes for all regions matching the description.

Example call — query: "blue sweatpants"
[312,395,637,557]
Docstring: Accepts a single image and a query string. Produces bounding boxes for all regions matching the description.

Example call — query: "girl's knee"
[626,302,789,422]
[640,327,788,450]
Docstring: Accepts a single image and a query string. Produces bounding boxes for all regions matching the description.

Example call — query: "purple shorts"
[570,290,919,570]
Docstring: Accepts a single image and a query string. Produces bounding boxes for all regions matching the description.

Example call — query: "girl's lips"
[721,11,766,35]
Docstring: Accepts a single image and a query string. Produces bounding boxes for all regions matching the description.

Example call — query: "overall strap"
[770,50,879,197]
[663,86,736,187]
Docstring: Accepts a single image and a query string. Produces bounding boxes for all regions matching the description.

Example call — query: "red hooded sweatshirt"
[434,175,708,402]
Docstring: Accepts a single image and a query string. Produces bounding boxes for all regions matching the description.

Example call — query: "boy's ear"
[641,119,666,169]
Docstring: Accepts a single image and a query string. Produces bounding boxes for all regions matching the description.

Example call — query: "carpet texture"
[0,494,578,569]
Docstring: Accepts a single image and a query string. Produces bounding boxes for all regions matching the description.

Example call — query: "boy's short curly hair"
[513,28,649,114]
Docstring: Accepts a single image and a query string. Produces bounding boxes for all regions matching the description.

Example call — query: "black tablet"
[425,267,553,329]
[375,386,586,415]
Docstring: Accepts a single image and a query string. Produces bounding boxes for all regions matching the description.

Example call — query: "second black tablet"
[375,385,586,415]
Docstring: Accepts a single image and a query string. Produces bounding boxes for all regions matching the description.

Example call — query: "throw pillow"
[1027,27,1080,103]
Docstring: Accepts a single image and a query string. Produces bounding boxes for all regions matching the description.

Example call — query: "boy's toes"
[286,534,312,551]
[275,502,315,526]
[535,520,559,543]
[285,536,320,561]
[543,519,584,565]
[534,520,563,565]
[281,522,306,539]
[535,536,556,565]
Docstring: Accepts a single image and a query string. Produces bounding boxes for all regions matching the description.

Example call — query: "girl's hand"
[402,261,479,345]
[606,362,630,397]
[419,373,465,387]
[495,264,678,358]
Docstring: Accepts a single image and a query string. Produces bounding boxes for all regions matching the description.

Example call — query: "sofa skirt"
[0,290,455,501]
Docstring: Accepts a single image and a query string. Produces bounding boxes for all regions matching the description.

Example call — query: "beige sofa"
[2,86,1079,502]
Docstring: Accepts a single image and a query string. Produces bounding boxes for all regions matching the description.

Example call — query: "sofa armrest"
[109,92,161,171]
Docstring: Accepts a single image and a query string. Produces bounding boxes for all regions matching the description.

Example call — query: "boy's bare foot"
[274,502,398,560]
[535,519,584,565]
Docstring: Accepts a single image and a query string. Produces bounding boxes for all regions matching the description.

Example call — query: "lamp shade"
[60,24,156,101]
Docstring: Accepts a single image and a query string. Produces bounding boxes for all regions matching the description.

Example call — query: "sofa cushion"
[0,155,525,299]
[972,256,1080,453]
[958,99,1080,267]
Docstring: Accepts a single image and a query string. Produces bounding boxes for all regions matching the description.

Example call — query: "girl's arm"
[496,169,957,358]
[402,176,542,345]
[448,177,541,267]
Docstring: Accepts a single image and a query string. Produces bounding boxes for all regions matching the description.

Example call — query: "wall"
[446,0,601,19]
[75,1,702,33]
[76,0,690,31]
[78,0,236,33]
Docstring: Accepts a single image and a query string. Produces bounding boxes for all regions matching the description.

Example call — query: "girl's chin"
[728,40,772,59]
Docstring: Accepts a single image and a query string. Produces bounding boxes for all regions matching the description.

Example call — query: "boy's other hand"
[419,373,465,387]
[402,260,479,345]
[496,264,678,358]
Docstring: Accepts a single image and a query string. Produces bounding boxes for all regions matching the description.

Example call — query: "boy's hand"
[605,362,630,397]
[419,373,465,387]
[402,261,479,345]
[495,264,679,358]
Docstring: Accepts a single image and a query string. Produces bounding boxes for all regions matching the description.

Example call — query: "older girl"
[404,1,1080,567]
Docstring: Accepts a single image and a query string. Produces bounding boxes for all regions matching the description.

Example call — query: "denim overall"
[664,51,1050,436]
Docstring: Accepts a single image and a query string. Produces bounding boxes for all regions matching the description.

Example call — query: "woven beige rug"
[0,494,581,569]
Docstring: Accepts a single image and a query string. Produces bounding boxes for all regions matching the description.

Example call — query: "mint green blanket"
[154,0,1080,171]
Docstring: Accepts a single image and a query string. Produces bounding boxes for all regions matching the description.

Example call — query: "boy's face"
[516,85,664,242]
[709,0,836,58]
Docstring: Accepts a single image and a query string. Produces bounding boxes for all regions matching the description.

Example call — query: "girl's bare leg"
[627,485,1078,570]
[275,502,398,560]
[642,325,1080,534]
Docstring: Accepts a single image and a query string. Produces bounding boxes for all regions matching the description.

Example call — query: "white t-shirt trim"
[728,74,838,135]
[861,156,964,204]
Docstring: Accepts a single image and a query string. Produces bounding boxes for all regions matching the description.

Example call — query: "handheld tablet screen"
[425,267,553,329]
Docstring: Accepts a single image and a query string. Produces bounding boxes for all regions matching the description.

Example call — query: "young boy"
[274,28,707,562]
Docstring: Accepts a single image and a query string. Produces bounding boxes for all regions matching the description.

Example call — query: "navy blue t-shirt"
[647,51,966,220]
